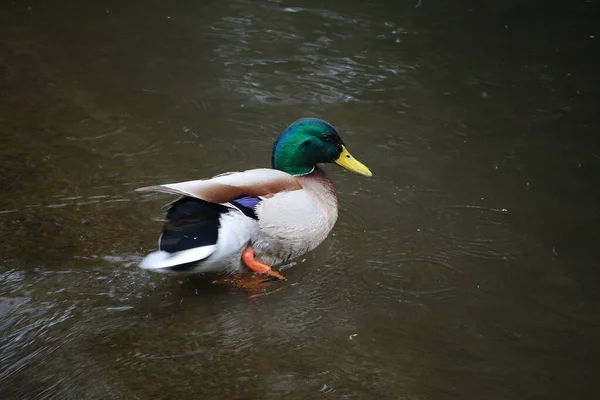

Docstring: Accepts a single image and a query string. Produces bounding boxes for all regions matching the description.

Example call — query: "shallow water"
[1,0,599,398]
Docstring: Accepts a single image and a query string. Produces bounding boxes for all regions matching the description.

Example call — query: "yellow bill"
[334,145,373,177]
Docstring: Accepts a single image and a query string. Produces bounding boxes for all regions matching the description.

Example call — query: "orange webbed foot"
[241,249,286,280]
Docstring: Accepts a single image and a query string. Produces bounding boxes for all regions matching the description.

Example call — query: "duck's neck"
[295,167,338,207]
[271,133,317,175]
[272,156,314,176]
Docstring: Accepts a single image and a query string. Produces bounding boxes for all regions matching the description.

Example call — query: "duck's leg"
[241,249,286,280]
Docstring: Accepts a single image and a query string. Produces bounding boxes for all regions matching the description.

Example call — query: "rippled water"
[1,0,599,398]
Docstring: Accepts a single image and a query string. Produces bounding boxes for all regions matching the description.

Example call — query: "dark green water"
[1,0,599,398]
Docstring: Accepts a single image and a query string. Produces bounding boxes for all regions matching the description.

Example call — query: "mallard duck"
[136,117,372,279]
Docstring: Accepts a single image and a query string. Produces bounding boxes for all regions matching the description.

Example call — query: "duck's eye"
[320,135,335,143]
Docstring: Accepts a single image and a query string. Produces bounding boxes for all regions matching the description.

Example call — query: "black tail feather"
[159,197,229,253]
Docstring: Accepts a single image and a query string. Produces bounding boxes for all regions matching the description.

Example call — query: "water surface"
[1,0,599,398]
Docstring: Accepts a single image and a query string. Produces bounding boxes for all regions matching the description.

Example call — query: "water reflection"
[211,5,416,105]
[1,0,599,399]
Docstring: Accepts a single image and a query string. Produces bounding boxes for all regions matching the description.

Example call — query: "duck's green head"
[272,118,372,177]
